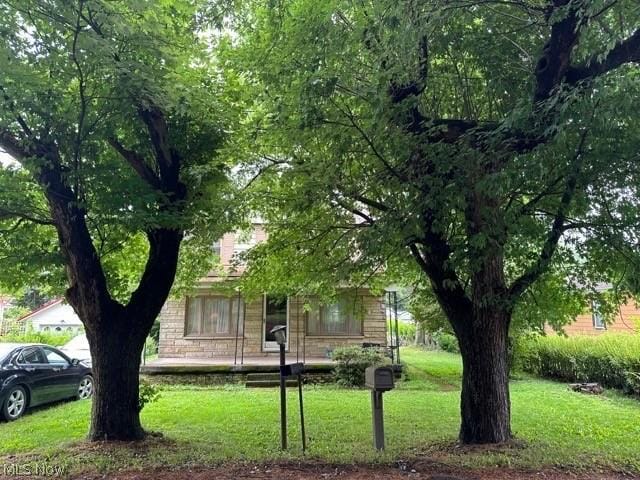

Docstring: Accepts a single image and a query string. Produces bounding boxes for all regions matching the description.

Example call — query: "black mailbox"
[280,362,304,377]
[365,366,395,392]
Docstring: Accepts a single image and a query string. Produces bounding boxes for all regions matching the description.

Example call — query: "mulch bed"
[68,461,636,480]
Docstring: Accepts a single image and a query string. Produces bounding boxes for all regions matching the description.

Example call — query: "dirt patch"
[68,461,636,480]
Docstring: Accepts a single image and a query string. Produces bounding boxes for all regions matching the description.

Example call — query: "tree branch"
[107,137,161,190]
[332,198,375,225]
[0,129,28,162]
[0,206,54,226]
[408,240,472,331]
[508,120,591,302]
[566,29,640,84]
[137,104,179,190]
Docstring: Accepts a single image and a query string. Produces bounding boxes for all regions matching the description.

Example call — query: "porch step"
[246,379,299,388]
[245,373,299,388]
[246,373,282,382]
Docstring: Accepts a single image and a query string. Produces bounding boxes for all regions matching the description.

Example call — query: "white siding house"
[19,299,84,333]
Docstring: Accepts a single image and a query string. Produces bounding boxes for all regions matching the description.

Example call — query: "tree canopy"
[0,0,237,302]
[230,0,640,324]
[0,0,240,441]
[227,0,640,443]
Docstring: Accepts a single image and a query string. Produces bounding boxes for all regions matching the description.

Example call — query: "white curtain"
[202,297,230,334]
[186,297,203,335]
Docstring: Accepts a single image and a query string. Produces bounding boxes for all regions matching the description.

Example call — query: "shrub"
[387,320,416,346]
[433,330,460,353]
[515,333,640,395]
[331,346,388,387]
[1,330,76,347]
[144,336,158,358]
[138,379,161,412]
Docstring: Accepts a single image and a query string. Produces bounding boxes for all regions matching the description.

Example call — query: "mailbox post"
[270,325,307,452]
[271,325,288,450]
[365,366,395,451]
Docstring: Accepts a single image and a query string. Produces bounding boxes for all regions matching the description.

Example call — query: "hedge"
[515,333,640,396]
[0,330,76,347]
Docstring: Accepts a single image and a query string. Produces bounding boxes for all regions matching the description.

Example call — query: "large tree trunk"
[88,317,146,440]
[412,222,513,444]
[457,308,511,444]
[73,228,182,441]
[36,142,184,441]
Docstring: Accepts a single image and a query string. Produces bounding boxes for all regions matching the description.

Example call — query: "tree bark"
[32,129,184,441]
[457,307,511,444]
[87,316,146,441]
[414,323,426,345]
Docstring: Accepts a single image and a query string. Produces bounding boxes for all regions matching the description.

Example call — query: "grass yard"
[0,348,639,477]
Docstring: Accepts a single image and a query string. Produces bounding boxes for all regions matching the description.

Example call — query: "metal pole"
[298,373,306,452]
[296,298,300,363]
[234,291,241,365]
[279,343,287,450]
[394,291,400,365]
[240,302,246,365]
[387,292,394,364]
[371,390,385,450]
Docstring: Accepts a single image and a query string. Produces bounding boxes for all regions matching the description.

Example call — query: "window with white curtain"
[591,300,606,330]
[307,295,364,336]
[185,296,244,337]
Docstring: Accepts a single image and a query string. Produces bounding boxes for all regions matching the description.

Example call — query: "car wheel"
[2,386,27,421]
[77,375,93,400]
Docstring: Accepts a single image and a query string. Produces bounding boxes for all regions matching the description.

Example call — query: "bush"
[433,330,460,353]
[387,320,416,346]
[1,330,75,347]
[144,336,158,358]
[515,333,640,395]
[331,346,388,387]
[138,380,161,412]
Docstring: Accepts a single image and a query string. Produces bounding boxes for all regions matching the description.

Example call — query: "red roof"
[17,298,64,322]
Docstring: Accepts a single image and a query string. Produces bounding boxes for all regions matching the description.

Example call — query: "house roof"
[17,298,64,322]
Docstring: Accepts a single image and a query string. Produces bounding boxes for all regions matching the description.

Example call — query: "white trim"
[262,294,289,352]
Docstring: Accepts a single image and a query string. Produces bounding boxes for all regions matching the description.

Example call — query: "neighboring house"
[157,223,388,360]
[560,298,639,335]
[18,299,84,333]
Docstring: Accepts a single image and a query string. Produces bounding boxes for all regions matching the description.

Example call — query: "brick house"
[156,223,388,361]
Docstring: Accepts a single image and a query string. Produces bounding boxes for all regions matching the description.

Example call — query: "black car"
[0,343,93,421]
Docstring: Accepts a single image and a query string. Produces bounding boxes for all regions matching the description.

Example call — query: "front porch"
[141,355,335,375]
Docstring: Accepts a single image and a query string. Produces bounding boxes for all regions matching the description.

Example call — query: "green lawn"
[0,348,639,475]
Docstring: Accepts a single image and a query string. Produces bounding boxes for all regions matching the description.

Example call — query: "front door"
[263,295,288,351]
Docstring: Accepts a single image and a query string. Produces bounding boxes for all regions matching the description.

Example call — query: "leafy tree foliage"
[0,0,236,440]
[228,0,640,444]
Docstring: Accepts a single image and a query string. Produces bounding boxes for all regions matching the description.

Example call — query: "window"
[18,347,47,365]
[212,240,221,257]
[185,296,244,337]
[43,347,69,366]
[592,301,606,329]
[232,229,257,263]
[307,296,364,336]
